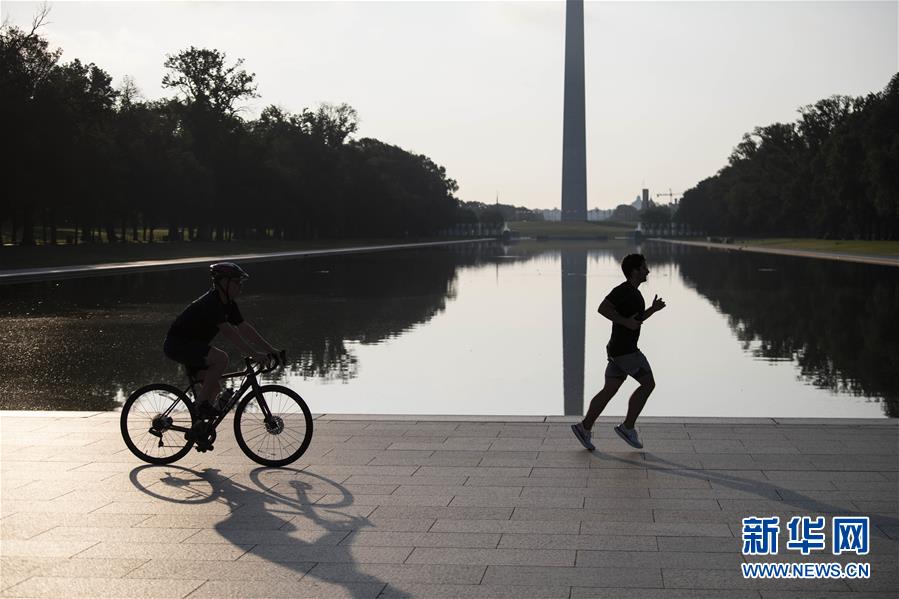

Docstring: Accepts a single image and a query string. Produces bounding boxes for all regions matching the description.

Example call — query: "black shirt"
[604,281,645,357]
[167,289,244,345]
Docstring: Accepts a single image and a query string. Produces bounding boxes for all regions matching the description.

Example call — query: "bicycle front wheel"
[233,385,313,467]
[121,383,195,464]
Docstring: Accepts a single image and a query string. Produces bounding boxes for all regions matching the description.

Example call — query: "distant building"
[539,208,562,222]
[587,208,613,221]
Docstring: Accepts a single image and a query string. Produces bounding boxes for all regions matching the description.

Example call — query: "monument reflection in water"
[0,241,895,417]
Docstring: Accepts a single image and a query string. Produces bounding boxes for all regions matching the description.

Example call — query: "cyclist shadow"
[129,465,409,598]
[589,451,899,533]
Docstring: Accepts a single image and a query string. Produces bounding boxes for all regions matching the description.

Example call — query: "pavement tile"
[0,500,112,515]
[468,476,588,488]
[316,493,453,507]
[499,533,657,551]
[392,484,522,497]
[183,580,386,599]
[511,507,653,523]
[579,522,734,537]
[3,557,148,580]
[28,526,195,544]
[368,506,514,520]
[584,497,721,511]
[450,495,584,508]
[483,565,663,587]
[656,536,741,553]
[414,467,532,478]
[339,531,501,548]
[0,540,99,558]
[380,583,570,598]
[0,577,206,598]
[572,590,761,599]
[134,513,291,530]
[78,541,253,561]
[308,562,486,584]
[763,470,888,481]
[181,528,351,545]
[124,559,314,580]
[576,549,741,569]
[430,519,581,534]
[406,547,575,566]
[238,545,413,564]
[522,486,650,498]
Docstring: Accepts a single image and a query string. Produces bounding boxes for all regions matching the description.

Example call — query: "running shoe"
[571,422,595,451]
[614,424,643,449]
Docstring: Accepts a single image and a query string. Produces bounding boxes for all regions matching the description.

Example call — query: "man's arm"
[237,322,278,355]
[598,299,640,331]
[639,295,667,322]
[219,323,268,362]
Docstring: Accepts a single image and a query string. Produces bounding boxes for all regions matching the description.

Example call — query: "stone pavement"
[1,412,897,598]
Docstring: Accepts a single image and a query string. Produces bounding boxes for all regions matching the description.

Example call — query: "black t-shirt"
[167,289,244,345]
[604,281,645,357]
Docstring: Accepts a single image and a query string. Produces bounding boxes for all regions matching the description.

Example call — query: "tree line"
[1,12,466,246]
[674,73,898,239]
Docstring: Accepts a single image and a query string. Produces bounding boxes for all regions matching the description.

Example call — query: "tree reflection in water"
[646,242,899,417]
[3,241,894,417]
[0,245,502,410]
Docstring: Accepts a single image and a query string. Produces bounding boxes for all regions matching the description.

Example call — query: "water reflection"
[561,247,587,416]
[0,246,502,410]
[1,241,895,417]
[645,242,899,417]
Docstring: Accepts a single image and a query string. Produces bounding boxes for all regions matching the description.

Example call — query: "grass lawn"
[0,237,454,271]
[740,238,899,257]
[509,220,636,238]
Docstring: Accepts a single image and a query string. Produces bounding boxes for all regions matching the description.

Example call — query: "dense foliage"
[676,74,899,239]
[1,18,462,245]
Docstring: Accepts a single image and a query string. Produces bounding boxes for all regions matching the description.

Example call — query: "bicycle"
[120,351,313,467]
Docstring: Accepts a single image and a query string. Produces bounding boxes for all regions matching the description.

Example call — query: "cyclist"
[163,262,281,424]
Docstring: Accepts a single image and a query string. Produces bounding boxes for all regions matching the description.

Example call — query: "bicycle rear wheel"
[233,385,313,467]
[121,383,195,464]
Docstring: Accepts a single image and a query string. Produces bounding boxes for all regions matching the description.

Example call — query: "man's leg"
[623,373,655,429]
[582,376,625,431]
[197,348,228,406]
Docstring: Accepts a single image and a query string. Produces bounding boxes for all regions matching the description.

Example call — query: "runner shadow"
[588,451,899,534]
[129,465,408,598]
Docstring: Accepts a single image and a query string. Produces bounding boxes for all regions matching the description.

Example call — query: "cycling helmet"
[210,262,249,282]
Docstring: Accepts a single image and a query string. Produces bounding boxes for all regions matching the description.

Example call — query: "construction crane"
[655,188,679,204]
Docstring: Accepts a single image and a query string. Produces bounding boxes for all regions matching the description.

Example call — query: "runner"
[571,253,666,450]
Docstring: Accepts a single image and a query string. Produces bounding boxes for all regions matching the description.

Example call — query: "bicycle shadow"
[129,465,410,598]
[589,450,899,535]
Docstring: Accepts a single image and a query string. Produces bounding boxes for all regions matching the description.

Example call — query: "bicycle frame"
[176,358,278,433]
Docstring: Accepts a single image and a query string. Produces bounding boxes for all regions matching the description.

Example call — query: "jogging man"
[571,253,666,450]
[163,262,280,421]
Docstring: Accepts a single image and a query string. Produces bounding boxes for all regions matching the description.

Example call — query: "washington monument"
[561,0,587,221]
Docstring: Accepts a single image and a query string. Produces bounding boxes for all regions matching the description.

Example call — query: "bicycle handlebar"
[244,349,287,376]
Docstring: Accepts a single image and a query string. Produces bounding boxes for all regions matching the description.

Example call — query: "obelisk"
[561,0,587,221]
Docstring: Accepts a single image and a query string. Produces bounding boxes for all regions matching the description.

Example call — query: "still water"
[2,241,896,417]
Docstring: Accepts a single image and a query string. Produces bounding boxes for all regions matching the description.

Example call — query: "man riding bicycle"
[163,262,281,423]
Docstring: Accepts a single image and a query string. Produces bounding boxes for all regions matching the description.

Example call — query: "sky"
[3,1,897,210]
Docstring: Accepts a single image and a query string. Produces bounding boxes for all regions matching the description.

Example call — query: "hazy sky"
[3,1,896,210]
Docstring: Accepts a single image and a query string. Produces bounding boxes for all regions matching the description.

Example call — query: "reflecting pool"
[2,241,895,417]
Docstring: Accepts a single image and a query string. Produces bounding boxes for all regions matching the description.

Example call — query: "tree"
[161,46,257,117]
[612,204,639,222]
[0,6,61,245]
[302,103,359,148]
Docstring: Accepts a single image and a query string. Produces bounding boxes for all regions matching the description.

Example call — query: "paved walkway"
[649,239,899,268]
[0,239,492,284]
[1,412,897,598]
